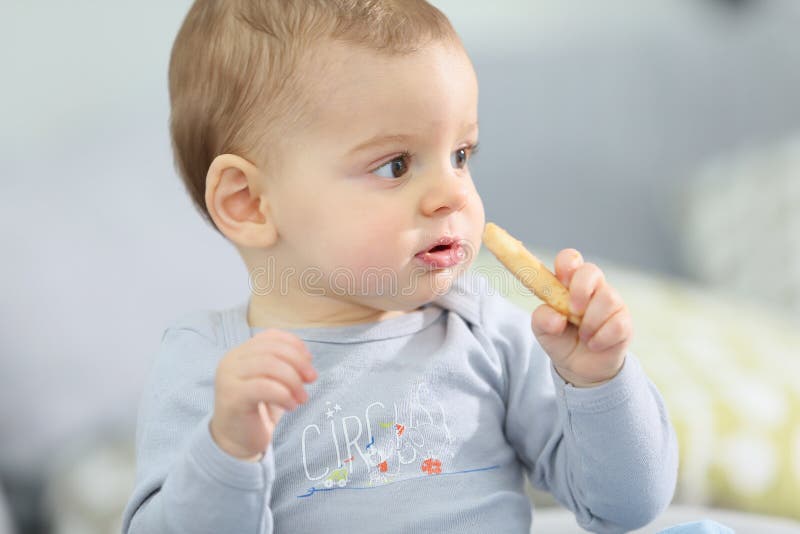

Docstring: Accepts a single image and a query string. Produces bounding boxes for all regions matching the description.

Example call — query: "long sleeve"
[483,291,679,533]
[120,321,277,534]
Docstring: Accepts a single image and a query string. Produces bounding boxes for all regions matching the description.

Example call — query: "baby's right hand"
[209,328,317,462]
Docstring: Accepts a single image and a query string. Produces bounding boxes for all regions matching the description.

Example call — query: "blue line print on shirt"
[296,464,500,498]
[365,436,375,450]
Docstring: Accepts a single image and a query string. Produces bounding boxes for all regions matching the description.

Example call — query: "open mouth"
[416,235,461,256]
[415,237,466,269]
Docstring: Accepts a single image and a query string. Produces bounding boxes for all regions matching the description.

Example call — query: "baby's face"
[263,40,484,311]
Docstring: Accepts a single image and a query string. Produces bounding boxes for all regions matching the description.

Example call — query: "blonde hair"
[168,0,460,232]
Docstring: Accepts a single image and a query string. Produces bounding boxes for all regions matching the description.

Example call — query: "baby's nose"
[419,176,469,216]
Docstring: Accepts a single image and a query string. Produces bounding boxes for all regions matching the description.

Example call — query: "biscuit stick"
[482,222,582,327]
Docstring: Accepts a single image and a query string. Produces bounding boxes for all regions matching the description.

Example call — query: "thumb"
[531,304,578,360]
[258,401,284,442]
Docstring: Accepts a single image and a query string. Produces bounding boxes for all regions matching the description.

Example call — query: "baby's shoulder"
[438,271,531,334]
[160,308,225,348]
[142,308,230,388]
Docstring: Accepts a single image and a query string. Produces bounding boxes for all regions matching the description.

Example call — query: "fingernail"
[569,251,583,269]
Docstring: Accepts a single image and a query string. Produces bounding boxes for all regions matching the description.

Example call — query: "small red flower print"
[395,424,405,437]
[378,460,388,473]
[421,457,442,475]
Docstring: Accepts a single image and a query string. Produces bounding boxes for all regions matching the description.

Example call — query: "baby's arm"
[121,321,315,534]
[520,353,677,532]
[484,292,678,532]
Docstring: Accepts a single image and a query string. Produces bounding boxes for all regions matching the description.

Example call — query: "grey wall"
[441,0,800,274]
[2,1,799,525]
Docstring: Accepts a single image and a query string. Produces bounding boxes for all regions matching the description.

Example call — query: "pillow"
[469,246,800,520]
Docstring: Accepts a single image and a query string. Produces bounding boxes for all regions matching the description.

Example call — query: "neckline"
[224,270,484,347]
[243,303,445,344]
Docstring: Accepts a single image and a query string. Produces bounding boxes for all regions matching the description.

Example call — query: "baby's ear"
[205,154,278,248]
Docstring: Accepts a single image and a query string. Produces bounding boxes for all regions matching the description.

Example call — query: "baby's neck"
[241,250,419,329]
[247,293,413,329]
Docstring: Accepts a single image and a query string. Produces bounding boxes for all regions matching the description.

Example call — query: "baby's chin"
[367,267,466,311]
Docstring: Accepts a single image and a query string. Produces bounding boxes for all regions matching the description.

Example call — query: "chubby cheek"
[461,190,486,262]
[309,184,485,287]
[358,227,410,272]
[317,216,408,273]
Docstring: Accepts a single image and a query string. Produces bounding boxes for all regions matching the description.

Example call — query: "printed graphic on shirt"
[297,381,499,498]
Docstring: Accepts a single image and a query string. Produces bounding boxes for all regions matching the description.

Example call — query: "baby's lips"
[455,237,478,262]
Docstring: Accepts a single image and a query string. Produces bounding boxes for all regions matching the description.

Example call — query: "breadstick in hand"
[482,222,582,327]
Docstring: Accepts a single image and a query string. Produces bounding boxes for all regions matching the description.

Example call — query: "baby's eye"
[451,143,479,170]
[372,153,411,179]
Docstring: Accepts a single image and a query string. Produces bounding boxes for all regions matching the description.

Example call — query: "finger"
[262,401,286,437]
[568,262,605,317]
[531,304,568,338]
[238,354,309,405]
[255,328,314,362]
[270,340,318,382]
[249,338,317,382]
[578,282,625,344]
[585,307,632,352]
[257,401,273,434]
[241,377,298,412]
[531,304,580,361]
[257,400,286,438]
[553,248,584,287]
[266,401,285,424]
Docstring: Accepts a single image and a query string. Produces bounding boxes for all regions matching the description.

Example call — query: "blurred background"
[1,0,799,532]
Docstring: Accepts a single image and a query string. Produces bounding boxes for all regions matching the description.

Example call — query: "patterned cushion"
[469,246,800,520]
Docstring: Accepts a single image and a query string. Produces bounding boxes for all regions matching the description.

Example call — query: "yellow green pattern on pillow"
[469,246,800,520]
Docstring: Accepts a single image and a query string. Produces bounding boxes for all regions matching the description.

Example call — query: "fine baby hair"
[168,0,461,234]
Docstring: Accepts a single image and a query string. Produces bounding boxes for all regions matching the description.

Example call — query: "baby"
[122,1,678,533]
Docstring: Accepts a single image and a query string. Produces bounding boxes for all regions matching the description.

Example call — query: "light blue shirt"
[121,272,678,533]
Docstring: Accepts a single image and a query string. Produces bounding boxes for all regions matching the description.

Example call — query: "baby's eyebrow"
[346,121,479,156]
[347,133,415,155]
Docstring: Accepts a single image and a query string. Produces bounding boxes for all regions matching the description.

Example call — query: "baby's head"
[169,0,485,320]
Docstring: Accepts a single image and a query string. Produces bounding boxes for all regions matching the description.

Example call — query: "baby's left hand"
[530,249,632,387]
